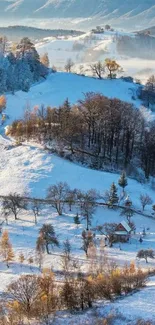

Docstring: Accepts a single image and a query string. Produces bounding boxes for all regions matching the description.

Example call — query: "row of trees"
[117,34,155,60]
[1,176,154,230]
[7,94,155,178]
[0,37,49,94]
[139,75,155,109]
[0,259,147,324]
[65,57,122,79]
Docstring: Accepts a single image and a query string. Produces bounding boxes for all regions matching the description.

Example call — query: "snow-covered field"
[0,68,155,323]
[5,72,141,124]
[37,30,155,83]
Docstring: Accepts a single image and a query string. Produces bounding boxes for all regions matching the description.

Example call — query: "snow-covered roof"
[120,220,131,232]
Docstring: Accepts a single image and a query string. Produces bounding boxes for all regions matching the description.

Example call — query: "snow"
[36,30,155,83]
[0,38,155,322]
[5,72,141,124]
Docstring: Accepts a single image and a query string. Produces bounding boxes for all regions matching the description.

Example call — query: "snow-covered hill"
[0,0,155,30]
[36,31,155,83]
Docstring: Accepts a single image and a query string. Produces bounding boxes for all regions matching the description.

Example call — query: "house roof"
[120,220,131,232]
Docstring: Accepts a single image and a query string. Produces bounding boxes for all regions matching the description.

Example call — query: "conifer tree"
[118,171,128,194]
[0,230,14,267]
[19,252,25,268]
[74,213,80,226]
[108,183,119,207]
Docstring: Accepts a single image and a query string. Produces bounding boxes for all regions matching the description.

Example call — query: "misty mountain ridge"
[0,0,155,29]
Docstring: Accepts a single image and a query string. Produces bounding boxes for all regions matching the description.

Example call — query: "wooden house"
[114,221,132,242]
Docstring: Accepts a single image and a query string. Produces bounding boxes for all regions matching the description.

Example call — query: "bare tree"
[97,223,117,247]
[2,193,27,220]
[90,61,105,79]
[47,182,70,215]
[7,275,40,319]
[81,230,95,256]
[31,200,42,224]
[80,189,97,230]
[140,194,153,211]
[137,249,155,263]
[65,58,74,73]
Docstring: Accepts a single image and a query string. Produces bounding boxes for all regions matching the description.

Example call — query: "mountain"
[0,0,155,29]
[0,25,83,41]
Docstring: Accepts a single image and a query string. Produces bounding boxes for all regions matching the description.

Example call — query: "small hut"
[114,221,132,242]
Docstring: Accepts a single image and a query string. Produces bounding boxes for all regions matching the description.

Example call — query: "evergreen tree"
[121,207,135,223]
[118,171,128,194]
[36,224,59,255]
[74,213,80,226]
[0,230,14,267]
[108,182,119,207]
[19,252,25,268]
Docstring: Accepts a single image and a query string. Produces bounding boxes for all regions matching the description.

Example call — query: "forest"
[0,37,49,94]
[117,33,155,59]
[6,93,155,178]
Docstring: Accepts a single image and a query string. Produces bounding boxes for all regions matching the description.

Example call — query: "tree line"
[117,33,155,60]
[7,93,155,178]
[0,254,148,324]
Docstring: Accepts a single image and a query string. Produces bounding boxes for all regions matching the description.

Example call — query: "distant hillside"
[0,26,84,41]
[139,26,155,37]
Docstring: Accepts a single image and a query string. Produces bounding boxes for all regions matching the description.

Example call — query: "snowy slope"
[0,70,155,322]
[36,31,155,83]
[5,72,142,124]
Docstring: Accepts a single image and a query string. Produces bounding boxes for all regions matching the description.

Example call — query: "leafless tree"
[2,193,27,220]
[81,230,95,256]
[47,182,70,215]
[97,223,117,247]
[80,189,98,230]
[137,249,155,263]
[140,194,153,211]
[90,61,105,79]
[7,275,40,319]
[31,200,42,224]
[65,58,74,73]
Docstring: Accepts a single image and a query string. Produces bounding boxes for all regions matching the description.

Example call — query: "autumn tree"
[0,230,14,267]
[105,58,122,79]
[0,95,6,113]
[40,53,50,68]
[36,224,59,254]
[37,269,58,322]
